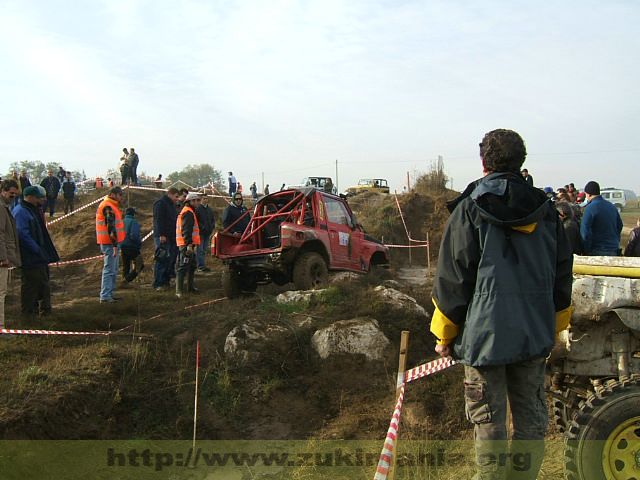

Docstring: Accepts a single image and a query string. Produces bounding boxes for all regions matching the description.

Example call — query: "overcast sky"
[1,0,638,193]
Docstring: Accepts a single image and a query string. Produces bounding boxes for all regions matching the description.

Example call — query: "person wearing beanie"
[120,207,144,283]
[430,129,573,479]
[580,180,623,255]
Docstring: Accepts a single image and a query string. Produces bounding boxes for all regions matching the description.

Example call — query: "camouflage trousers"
[464,357,547,480]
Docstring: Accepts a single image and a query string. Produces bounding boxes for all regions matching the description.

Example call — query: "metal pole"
[427,231,431,273]
[406,172,410,192]
[261,172,265,193]
[388,330,410,480]
[408,232,412,266]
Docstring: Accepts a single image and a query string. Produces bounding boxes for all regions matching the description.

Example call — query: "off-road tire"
[565,374,640,480]
[292,252,328,290]
[552,376,584,433]
[222,267,241,298]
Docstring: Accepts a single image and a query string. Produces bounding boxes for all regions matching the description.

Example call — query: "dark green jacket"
[431,172,573,366]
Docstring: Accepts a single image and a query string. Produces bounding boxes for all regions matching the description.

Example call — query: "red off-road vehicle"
[212,188,390,297]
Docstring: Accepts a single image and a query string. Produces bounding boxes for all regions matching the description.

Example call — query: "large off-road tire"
[565,374,640,480]
[222,267,241,298]
[552,376,584,433]
[292,252,328,290]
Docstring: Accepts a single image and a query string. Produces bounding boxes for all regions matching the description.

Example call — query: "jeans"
[463,357,547,480]
[21,266,51,315]
[64,198,74,214]
[196,233,212,268]
[152,238,177,288]
[44,196,57,217]
[100,244,120,300]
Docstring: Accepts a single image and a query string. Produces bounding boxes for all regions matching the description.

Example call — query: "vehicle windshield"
[358,179,372,185]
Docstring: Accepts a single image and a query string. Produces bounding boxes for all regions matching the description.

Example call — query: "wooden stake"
[388,330,410,480]
[192,341,200,451]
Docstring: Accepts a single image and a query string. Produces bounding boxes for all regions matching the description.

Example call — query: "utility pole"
[261,172,264,192]
[406,171,410,192]
[335,159,338,192]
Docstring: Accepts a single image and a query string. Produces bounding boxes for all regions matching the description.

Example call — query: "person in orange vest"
[175,192,202,298]
[95,177,103,189]
[96,186,125,303]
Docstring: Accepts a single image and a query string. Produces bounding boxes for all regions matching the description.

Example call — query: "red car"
[212,188,390,297]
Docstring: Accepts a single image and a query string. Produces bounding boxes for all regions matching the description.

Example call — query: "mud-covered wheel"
[552,376,583,433]
[292,252,328,290]
[565,375,640,480]
[222,267,241,298]
[241,276,257,293]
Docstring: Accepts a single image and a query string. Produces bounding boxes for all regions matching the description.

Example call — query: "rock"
[224,320,292,364]
[373,285,428,318]
[330,272,361,283]
[311,317,390,361]
[382,279,402,289]
[276,289,326,304]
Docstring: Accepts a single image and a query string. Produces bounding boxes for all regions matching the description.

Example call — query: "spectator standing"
[222,193,249,233]
[154,174,163,188]
[96,186,125,303]
[228,172,237,197]
[264,184,270,196]
[250,182,258,200]
[521,168,534,186]
[556,201,583,255]
[431,129,573,480]
[280,183,286,191]
[61,171,76,214]
[195,196,215,272]
[0,180,21,327]
[120,207,144,283]
[13,185,60,316]
[580,181,623,256]
[19,170,31,194]
[40,170,61,217]
[56,166,65,183]
[128,147,140,185]
[176,192,202,297]
[152,187,179,290]
[119,148,130,185]
[623,218,640,257]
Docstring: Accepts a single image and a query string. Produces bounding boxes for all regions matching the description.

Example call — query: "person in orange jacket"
[175,192,201,298]
[96,186,125,303]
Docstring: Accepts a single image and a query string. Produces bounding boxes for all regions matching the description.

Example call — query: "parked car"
[345,178,390,196]
[212,188,390,297]
[600,188,638,212]
[287,177,337,195]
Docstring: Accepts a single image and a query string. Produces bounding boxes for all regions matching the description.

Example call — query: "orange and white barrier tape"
[1,327,110,336]
[46,194,107,227]
[374,356,457,480]
[50,255,103,267]
[374,384,405,480]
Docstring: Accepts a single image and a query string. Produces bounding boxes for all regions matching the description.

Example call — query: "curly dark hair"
[479,129,527,173]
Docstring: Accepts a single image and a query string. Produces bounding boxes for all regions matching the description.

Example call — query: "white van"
[600,188,638,212]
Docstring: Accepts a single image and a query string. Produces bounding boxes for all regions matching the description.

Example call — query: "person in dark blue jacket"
[152,187,179,289]
[580,181,623,255]
[121,207,144,283]
[222,193,249,233]
[13,185,60,316]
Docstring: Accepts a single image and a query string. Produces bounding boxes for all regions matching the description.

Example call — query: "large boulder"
[373,285,428,318]
[224,320,293,364]
[311,317,390,361]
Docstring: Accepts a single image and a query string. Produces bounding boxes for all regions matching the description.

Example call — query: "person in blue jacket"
[121,207,144,283]
[580,181,623,255]
[13,185,60,316]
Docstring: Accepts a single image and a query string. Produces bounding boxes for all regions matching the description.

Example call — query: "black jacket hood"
[449,172,550,227]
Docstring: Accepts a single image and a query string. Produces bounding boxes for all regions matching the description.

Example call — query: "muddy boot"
[176,270,185,298]
[187,268,199,293]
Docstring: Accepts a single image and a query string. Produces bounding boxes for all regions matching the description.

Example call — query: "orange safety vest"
[176,205,201,246]
[96,196,125,245]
